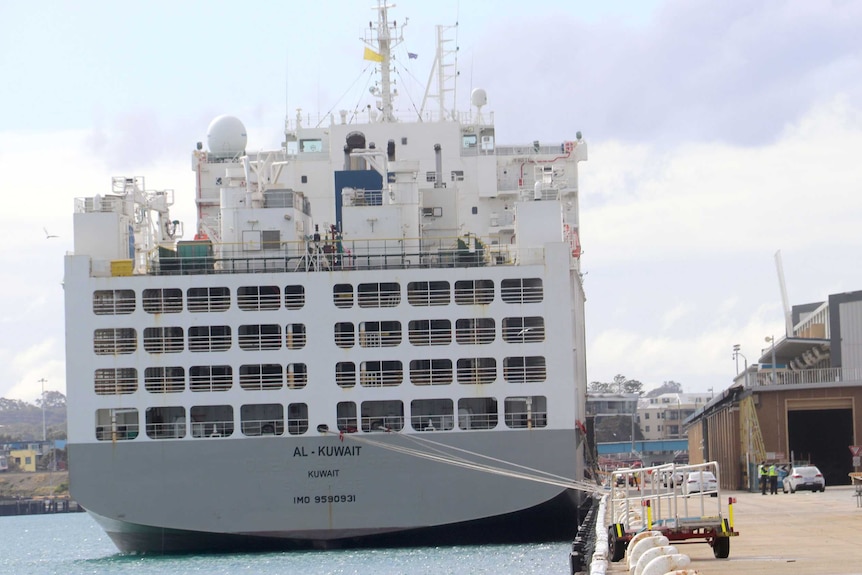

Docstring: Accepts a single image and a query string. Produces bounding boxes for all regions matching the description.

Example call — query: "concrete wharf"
[604,485,861,574]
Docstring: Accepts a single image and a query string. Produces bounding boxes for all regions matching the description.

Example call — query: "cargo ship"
[65,2,590,552]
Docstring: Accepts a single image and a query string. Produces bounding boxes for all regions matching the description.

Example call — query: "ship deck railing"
[144,422,186,440]
[284,108,479,131]
[190,420,235,438]
[95,424,140,441]
[148,236,529,276]
[749,366,862,388]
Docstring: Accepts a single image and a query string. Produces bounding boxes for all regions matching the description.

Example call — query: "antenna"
[284,46,290,134]
[775,250,792,337]
[453,0,460,115]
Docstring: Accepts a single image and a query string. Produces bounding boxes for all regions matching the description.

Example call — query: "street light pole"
[733,344,740,374]
[733,344,740,375]
[733,344,749,387]
[37,378,47,441]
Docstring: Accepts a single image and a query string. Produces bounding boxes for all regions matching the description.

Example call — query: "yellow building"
[10,449,38,472]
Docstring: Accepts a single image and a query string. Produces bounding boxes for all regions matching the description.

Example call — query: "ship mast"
[365,1,404,122]
[420,23,459,122]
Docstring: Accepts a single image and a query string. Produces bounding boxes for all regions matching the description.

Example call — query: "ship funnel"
[346,132,367,170]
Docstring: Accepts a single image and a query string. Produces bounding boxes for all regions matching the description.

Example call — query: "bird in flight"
[44,227,59,239]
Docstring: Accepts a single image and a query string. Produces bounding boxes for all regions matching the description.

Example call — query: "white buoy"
[627,535,669,569]
[640,554,691,575]
[633,545,678,575]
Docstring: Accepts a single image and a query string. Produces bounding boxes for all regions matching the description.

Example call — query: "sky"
[1,0,861,402]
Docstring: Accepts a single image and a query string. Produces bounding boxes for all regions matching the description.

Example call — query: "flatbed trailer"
[607,461,739,561]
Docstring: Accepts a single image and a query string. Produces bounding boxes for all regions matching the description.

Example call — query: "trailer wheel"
[712,536,730,559]
[608,526,626,562]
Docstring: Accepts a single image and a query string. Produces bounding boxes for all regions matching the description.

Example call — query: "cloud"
[588,300,781,390]
[582,95,862,392]
[471,1,862,146]
[2,0,861,402]
[581,94,862,265]
[1,339,66,403]
[661,302,694,331]
[0,130,197,400]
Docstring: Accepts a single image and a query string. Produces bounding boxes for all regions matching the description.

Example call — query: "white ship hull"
[73,430,579,552]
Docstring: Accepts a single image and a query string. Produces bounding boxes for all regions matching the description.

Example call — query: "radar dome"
[206,115,247,158]
[471,88,488,108]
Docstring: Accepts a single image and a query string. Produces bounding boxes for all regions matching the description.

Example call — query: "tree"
[0,393,67,441]
[0,398,30,412]
[645,380,684,398]
[589,374,643,395]
[37,390,66,409]
[588,381,612,393]
[38,446,67,471]
[615,374,644,395]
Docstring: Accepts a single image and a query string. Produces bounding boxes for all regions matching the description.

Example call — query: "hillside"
[0,392,67,441]
[0,471,70,499]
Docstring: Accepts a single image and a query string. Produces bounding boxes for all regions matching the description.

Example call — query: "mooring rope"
[319,429,605,496]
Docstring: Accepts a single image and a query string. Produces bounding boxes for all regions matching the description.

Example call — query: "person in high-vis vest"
[769,463,779,494]
[759,461,769,494]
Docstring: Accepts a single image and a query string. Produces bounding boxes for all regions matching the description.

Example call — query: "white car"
[685,470,718,496]
[782,465,826,493]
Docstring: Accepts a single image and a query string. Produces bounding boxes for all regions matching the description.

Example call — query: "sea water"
[0,513,569,575]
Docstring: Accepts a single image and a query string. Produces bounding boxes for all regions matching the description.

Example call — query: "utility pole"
[37,378,47,441]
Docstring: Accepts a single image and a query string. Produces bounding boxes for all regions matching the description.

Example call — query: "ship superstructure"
[65,3,590,552]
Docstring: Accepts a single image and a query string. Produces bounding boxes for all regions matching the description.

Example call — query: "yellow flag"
[363,47,383,62]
